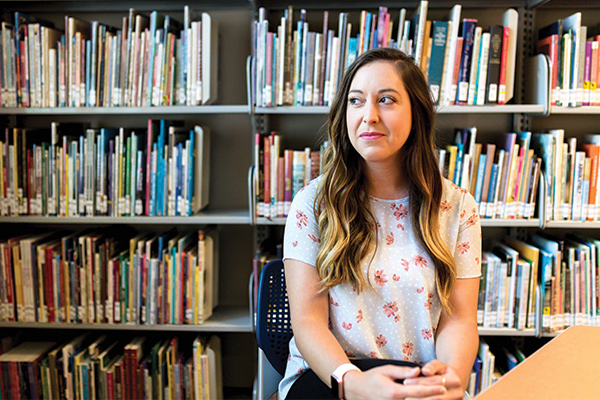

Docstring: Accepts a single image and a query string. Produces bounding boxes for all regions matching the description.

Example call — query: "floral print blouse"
[279,176,482,399]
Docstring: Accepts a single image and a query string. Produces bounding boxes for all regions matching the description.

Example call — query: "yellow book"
[445,145,457,182]
[503,144,520,218]
[517,149,535,218]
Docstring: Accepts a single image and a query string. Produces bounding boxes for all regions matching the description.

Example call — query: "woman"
[281,47,481,400]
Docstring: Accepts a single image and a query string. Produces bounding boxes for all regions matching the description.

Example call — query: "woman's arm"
[404,277,479,398]
[286,258,446,399]
[285,258,350,383]
[434,277,480,389]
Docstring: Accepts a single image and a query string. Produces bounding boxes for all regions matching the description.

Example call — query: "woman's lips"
[359,132,384,139]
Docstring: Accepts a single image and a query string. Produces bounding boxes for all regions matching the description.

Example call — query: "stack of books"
[0,121,210,217]
[0,229,217,325]
[254,131,328,218]
[0,334,222,400]
[0,7,217,108]
[252,2,519,107]
[477,231,600,335]
[538,12,600,107]
[438,129,541,220]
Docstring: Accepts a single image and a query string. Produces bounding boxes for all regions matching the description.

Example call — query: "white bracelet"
[331,363,361,399]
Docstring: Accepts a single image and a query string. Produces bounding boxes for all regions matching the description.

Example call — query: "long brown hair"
[315,47,456,312]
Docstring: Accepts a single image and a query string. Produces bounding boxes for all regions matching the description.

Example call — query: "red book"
[450,37,463,105]
[277,157,284,217]
[537,34,559,105]
[106,366,115,400]
[20,37,30,107]
[284,149,293,216]
[2,244,15,321]
[263,135,270,217]
[26,149,33,215]
[498,26,510,104]
[115,356,124,400]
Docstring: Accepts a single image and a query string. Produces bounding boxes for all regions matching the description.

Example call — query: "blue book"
[294,17,305,105]
[472,355,483,394]
[474,154,487,204]
[485,163,499,217]
[346,37,358,68]
[455,19,478,104]
[146,11,166,106]
[428,21,449,104]
[85,39,91,107]
[364,13,372,53]
[157,120,167,215]
[453,142,464,186]
[187,129,194,216]
[150,142,158,216]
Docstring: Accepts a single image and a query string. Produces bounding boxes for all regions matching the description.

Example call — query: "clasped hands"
[343,360,463,400]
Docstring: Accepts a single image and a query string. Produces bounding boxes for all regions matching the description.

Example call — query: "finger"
[378,365,421,381]
[403,374,447,387]
[396,382,446,399]
[420,360,448,376]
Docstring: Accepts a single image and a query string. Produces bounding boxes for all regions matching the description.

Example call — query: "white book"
[476,32,491,106]
[501,8,519,104]
[202,12,219,104]
[571,151,585,221]
[482,252,498,328]
[441,5,461,105]
[467,26,482,105]
[412,1,429,66]
[460,154,471,190]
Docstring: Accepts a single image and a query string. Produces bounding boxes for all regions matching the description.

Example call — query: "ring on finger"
[441,376,446,387]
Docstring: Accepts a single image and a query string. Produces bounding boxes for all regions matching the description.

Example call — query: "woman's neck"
[362,161,408,199]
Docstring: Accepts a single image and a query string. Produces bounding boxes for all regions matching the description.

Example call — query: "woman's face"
[346,60,412,170]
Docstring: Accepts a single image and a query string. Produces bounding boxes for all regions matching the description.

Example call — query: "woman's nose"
[362,100,380,124]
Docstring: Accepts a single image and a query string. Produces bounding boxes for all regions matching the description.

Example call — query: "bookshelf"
[0,0,599,397]
[0,0,257,396]
[248,0,600,398]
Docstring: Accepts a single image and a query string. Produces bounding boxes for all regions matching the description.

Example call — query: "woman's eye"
[380,96,395,104]
[348,97,362,105]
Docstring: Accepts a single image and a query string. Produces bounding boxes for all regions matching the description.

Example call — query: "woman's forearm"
[435,319,479,389]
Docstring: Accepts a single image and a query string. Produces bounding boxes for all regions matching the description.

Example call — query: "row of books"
[478,232,600,334]
[0,333,221,400]
[0,7,217,108]
[0,121,209,217]
[531,131,600,222]
[254,131,328,218]
[467,339,525,397]
[440,129,541,220]
[537,12,600,107]
[252,2,518,108]
[0,229,217,325]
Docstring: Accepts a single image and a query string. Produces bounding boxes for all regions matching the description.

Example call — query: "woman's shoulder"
[289,175,323,209]
[440,177,477,208]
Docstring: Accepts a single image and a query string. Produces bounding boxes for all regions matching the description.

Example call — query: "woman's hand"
[402,360,463,400]
[343,365,446,400]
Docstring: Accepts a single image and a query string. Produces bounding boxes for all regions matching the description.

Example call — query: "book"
[455,19,478,104]
[441,4,462,106]
[427,20,449,104]
[500,9,519,104]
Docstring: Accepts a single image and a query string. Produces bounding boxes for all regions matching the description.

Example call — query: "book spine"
[455,19,477,104]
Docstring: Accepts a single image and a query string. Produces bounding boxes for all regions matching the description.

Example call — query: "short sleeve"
[455,191,482,279]
[283,178,321,267]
